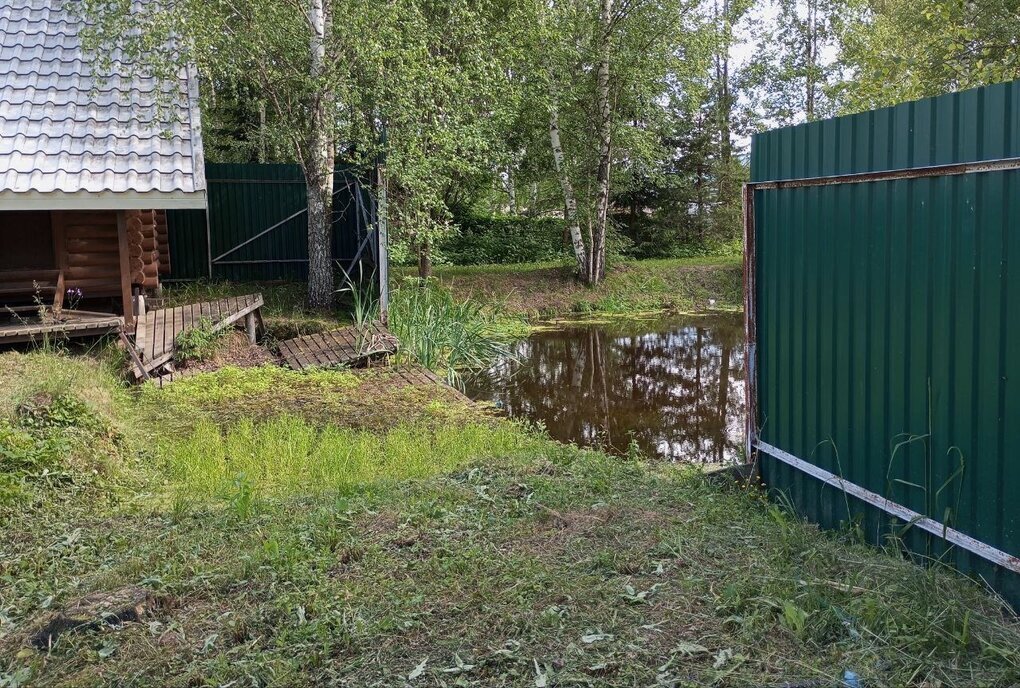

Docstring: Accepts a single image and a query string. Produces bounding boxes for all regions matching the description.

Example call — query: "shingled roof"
[0,0,206,210]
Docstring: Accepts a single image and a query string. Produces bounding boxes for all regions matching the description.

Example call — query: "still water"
[464,314,746,463]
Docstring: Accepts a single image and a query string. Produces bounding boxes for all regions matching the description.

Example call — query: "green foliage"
[174,317,225,364]
[835,0,1020,112]
[389,280,520,381]
[441,215,567,265]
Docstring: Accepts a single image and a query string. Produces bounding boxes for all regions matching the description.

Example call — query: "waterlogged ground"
[2,350,1020,687]
[465,313,745,463]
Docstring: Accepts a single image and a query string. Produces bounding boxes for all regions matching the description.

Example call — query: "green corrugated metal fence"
[749,79,1020,606]
[166,163,374,281]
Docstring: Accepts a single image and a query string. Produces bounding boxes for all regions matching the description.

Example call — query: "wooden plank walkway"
[385,363,476,405]
[279,321,399,371]
[0,310,123,345]
[131,294,264,378]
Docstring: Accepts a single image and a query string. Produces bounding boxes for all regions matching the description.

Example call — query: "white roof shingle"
[0,0,206,209]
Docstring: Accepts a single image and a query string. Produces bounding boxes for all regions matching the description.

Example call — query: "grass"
[402,256,744,319]
[2,351,1020,686]
[165,415,543,501]
[389,279,526,382]
[166,256,742,337]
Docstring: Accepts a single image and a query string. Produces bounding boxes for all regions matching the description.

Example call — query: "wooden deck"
[0,310,123,345]
[278,321,399,371]
[131,294,264,378]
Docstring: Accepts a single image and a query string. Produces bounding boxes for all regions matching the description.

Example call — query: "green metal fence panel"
[165,163,373,282]
[750,80,1020,606]
[164,208,208,280]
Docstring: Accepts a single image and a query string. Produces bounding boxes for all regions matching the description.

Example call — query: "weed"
[174,317,226,363]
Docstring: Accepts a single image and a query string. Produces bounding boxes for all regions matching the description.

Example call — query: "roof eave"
[0,189,208,211]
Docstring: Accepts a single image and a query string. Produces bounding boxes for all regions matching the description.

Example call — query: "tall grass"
[337,266,380,330]
[389,279,519,382]
[163,415,541,502]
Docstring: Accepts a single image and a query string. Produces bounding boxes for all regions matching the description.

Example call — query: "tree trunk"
[418,238,432,280]
[548,89,587,277]
[505,167,518,215]
[805,0,817,121]
[304,0,334,309]
[591,0,614,285]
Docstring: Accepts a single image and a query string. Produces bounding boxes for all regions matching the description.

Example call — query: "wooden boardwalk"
[385,363,476,405]
[279,321,399,371]
[0,310,123,345]
[131,294,264,378]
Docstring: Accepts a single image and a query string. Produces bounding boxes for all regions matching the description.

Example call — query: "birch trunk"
[590,0,613,284]
[548,90,587,277]
[304,0,335,309]
[504,167,518,215]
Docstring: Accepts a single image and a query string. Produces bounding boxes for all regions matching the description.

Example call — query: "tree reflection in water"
[463,314,746,463]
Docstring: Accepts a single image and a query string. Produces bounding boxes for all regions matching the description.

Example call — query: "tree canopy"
[80,0,1020,299]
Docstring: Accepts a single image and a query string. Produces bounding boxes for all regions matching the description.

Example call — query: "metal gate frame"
[744,155,1020,575]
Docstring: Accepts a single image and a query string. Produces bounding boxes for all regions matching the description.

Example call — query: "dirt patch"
[27,586,151,650]
[176,331,278,374]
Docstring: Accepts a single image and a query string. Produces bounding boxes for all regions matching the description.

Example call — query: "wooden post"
[116,211,135,327]
[50,211,68,312]
[376,163,390,325]
[245,311,257,344]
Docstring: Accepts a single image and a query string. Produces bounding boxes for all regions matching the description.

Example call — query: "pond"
[463,313,746,463]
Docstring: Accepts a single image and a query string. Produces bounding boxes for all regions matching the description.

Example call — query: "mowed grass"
[2,350,1020,687]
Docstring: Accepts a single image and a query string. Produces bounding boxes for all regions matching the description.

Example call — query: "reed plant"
[389,279,519,382]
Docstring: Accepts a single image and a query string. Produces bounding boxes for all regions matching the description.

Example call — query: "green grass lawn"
[2,349,1020,687]
[402,256,743,318]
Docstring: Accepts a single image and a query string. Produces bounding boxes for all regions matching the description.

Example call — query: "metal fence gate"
[166,163,383,283]
[747,79,1020,606]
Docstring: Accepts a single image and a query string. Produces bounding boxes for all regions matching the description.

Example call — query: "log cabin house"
[0,0,206,342]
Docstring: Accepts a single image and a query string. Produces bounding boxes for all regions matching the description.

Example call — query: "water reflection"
[463,314,746,463]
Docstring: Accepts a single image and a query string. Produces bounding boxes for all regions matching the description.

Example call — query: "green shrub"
[441,215,567,265]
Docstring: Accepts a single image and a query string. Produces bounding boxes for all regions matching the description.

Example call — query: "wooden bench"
[0,269,66,314]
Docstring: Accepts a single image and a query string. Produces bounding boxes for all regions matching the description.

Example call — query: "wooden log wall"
[154,210,170,275]
[51,211,122,298]
[124,209,163,290]
[50,209,169,302]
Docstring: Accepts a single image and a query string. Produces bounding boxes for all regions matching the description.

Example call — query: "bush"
[441,215,567,265]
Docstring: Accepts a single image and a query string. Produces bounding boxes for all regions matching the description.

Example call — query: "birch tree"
[742,0,854,125]
[535,0,707,284]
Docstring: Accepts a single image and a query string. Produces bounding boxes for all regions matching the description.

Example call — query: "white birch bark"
[591,0,613,284]
[548,88,587,277]
[304,0,335,308]
[504,166,518,215]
